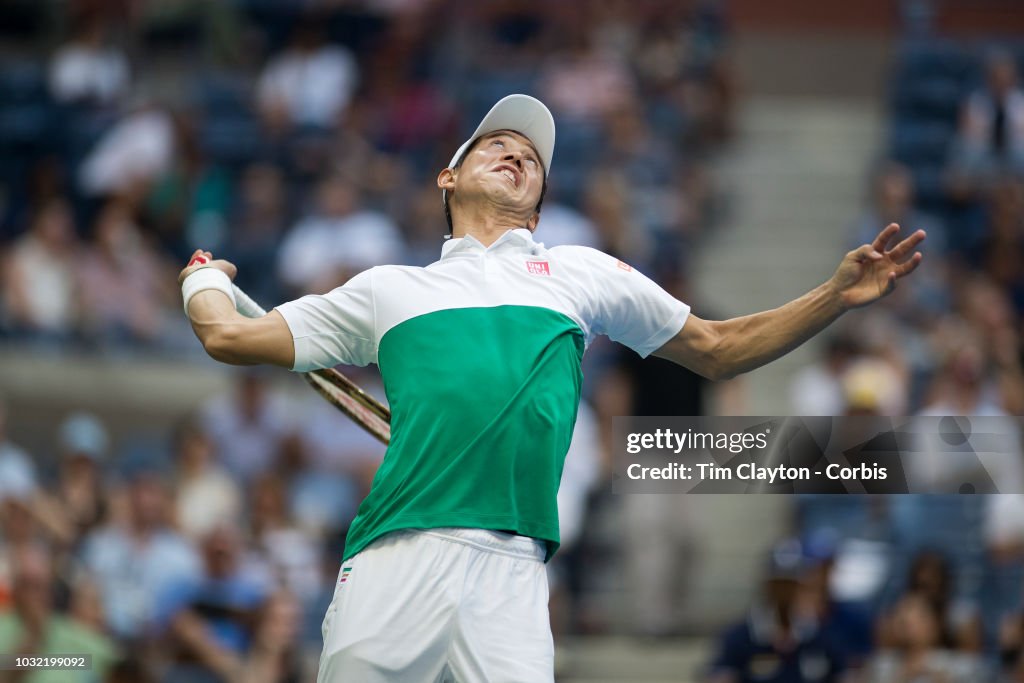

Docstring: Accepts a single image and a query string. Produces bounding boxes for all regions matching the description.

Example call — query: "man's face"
[445,130,545,223]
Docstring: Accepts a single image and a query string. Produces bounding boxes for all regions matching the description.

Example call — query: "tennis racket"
[232,285,392,445]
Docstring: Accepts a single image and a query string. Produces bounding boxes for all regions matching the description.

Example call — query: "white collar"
[440,228,543,260]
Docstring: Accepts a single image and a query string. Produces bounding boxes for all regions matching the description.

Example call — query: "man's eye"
[492,140,505,147]
[526,158,538,167]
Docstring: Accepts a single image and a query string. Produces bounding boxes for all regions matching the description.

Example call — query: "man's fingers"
[216,259,238,280]
[894,251,923,278]
[187,249,216,267]
[852,244,884,262]
[180,250,229,285]
[886,229,927,260]
[871,223,900,252]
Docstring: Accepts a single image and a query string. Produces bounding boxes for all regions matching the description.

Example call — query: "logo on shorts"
[340,566,353,585]
[526,261,551,276]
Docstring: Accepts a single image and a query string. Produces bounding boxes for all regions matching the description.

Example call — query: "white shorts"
[317,527,554,683]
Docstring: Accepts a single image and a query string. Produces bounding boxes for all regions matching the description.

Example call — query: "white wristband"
[182,268,237,316]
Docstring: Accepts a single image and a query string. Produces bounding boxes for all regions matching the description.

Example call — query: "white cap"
[443,94,556,204]
[448,94,555,172]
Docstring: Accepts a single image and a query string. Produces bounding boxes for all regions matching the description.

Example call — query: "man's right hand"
[178,249,238,286]
[180,247,295,369]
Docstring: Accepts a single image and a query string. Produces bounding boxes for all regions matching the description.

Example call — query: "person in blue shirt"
[707,540,848,683]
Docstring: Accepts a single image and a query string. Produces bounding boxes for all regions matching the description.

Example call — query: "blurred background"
[1,0,1023,681]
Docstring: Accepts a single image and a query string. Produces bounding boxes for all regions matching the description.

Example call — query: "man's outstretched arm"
[654,224,925,381]
[179,250,295,368]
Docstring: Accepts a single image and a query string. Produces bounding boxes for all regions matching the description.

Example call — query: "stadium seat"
[200,114,265,167]
[0,60,48,104]
[193,73,254,117]
[890,121,955,166]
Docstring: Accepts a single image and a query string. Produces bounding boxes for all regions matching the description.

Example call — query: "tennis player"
[179,95,925,682]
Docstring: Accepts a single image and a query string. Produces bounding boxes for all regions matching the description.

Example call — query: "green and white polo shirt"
[275,228,690,562]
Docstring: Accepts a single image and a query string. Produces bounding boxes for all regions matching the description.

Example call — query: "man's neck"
[451,205,531,247]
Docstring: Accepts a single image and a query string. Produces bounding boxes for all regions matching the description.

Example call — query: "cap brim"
[448,94,555,174]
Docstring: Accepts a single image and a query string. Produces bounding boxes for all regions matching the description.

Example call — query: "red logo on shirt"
[525,261,551,276]
[616,260,632,272]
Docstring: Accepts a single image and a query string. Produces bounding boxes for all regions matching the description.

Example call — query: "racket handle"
[233,285,267,318]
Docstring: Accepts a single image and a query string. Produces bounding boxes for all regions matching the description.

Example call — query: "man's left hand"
[829,223,925,310]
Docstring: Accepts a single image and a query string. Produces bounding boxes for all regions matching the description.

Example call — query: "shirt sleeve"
[273,268,377,371]
[580,248,690,357]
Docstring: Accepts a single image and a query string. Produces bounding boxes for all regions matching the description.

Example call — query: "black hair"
[444,134,548,235]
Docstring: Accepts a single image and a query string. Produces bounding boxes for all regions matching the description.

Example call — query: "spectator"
[706,540,847,683]
[251,590,305,682]
[581,169,649,263]
[972,176,1024,318]
[1,199,79,338]
[538,24,636,123]
[397,183,451,267]
[159,524,268,683]
[287,380,385,534]
[949,49,1024,189]
[985,492,1024,632]
[852,162,945,255]
[143,110,233,260]
[77,200,175,345]
[0,408,72,586]
[224,163,290,306]
[789,333,860,416]
[78,105,176,200]
[599,103,677,238]
[530,200,600,249]
[0,545,119,683]
[80,473,200,641]
[868,594,987,683]
[257,20,359,131]
[276,172,405,295]
[997,607,1024,683]
[549,400,600,637]
[877,551,983,653]
[953,277,1024,414]
[0,449,42,612]
[0,396,36,509]
[49,12,129,106]
[841,356,908,416]
[801,535,874,670]
[49,412,111,542]
[199,369,293,482]
[248,474,322,606]
[172,418,242,540]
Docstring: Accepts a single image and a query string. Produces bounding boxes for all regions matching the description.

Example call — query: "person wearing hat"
[178,94,927,681]
[706,539,849,683]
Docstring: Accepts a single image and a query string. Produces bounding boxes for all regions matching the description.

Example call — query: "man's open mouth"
[494,165,519,188]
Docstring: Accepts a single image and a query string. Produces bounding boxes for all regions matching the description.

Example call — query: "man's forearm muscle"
[187,290,294,368]
[656,225,926,380]
[656,282,843,380]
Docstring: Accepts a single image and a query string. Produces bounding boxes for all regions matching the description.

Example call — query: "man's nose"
[503,152,523,168]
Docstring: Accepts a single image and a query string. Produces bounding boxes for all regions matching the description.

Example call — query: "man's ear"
[526,212,540,232]
[437,168,456,193]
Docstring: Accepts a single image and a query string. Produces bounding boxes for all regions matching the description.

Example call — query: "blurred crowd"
[0,376,384,682]
[0,0,730,349]
[727,39,1024,683]
[0,1,731,681]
